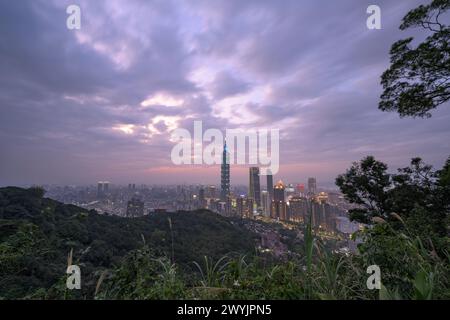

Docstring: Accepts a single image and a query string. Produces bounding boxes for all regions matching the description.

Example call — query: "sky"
[0,0,449,187]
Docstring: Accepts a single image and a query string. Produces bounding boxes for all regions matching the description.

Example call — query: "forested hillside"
[0,187,256,299]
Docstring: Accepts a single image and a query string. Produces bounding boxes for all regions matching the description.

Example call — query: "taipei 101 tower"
[221,140,230,201]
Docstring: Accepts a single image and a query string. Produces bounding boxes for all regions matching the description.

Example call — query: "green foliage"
[335,156,392,224]
[0,187,255,298]
[379,0,450,117]
[96,246,186,299]
[357,222,449,299]
[193,255,230,288]
[336,156,448,249]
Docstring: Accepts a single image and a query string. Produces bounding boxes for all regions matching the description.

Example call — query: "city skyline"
[1,0,450,187]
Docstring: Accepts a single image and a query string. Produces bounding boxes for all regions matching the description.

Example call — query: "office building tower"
[249,167,261,207]
[267,170,274,199]
[221,141,230,201]
[288,196,308,222]
[246,197,255,218]
[273,180,285,202]
[266,170,274,216]
[272,180,287,220]
[97,181,103,197]
[236,195,245,218]
[261,190,270,217]
[97,181,109,198]
[308,177,317,195]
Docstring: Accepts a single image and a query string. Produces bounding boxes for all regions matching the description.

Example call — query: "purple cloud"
[0,0,449,187]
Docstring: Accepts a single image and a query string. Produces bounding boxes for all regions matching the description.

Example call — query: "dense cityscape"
[45,143,361,249]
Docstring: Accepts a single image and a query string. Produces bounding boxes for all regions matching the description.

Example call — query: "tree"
[336,156,448,234]
[335,156,391,224]
[379,0,450,118]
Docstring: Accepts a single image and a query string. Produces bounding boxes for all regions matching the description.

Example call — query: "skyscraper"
[272,180,287,220]
[266,169,274,216]
[273,180,285,202]
[97,181,103,197]
[97,181,109,198]
[288,196,308,222]
[236,195,245,218]
[249,167,261,207]
[221,141,230,201]
[261,190,270,217]
[246,197,255,218]
[308,177,317,195]
[267,170,274,199]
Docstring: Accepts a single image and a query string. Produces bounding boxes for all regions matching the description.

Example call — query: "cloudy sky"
[0,0,449,187]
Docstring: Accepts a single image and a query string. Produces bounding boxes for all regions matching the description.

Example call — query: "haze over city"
[1,0,449,187]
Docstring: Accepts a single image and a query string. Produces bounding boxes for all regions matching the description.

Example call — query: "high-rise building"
[266,170,274,216]
[249,167,261,207]
[308,177,317,195]
[126,196,144,217]
[261,190,270,217]
[97,181,109,198]
[267,170,274,199]
[288,196,308,222]
[273,180,285,202]
[236,195,245,217]
[246,197,255,218]
[221,141,230,201]
[97,181,103,197]
[272,180,287,220]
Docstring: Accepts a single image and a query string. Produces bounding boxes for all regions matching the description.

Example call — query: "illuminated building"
[221,141,230,201]
[261,190,271,217]
[316,191,328,203]
[271,180,287,220]
[236,195,245,217]
[288,196,308,222]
